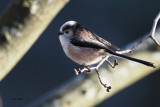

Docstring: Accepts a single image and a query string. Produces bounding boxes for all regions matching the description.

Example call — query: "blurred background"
[0,0,160,107]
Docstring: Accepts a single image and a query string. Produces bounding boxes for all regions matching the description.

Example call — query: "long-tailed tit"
[58,21,155,73]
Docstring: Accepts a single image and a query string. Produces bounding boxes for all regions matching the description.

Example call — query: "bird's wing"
[70,35,117,56]
[91,31,120,50]
[71,27,120,50]
[70,35,108,50]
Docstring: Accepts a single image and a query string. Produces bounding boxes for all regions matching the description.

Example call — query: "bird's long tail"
[106,49,155,68]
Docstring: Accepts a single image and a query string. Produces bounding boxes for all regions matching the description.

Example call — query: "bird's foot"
[74,64,84,75]
[86,65,91,72]
[105,59,119,68]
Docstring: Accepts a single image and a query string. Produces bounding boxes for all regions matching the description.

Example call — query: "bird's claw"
[114,60,118,67]
[74,68,81,75]
[86,66,91,72]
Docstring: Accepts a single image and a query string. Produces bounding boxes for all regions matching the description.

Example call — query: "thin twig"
[95,68,111,92]
[74,56,113,92]
[105,59,118,68]
[129,12,160,51]
[116,12,160,54]
[150,12,160,47]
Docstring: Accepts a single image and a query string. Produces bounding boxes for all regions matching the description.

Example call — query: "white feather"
[60,21,76,32]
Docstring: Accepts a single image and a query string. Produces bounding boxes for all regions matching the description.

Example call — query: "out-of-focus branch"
[27,27,160,107]
[0,0,69,81]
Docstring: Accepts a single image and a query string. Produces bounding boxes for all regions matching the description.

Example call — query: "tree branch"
[0,0,69,81]
[150,12,160,46]
[129,12,160,51]
[26,25,160,107]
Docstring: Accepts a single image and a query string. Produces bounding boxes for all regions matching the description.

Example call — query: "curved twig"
[150,12,160,47]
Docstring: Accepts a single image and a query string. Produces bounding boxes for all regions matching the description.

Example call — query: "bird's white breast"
[59,35,70,56]
[59,35,82,62]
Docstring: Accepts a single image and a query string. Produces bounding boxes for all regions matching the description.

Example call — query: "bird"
[58,20,155,73]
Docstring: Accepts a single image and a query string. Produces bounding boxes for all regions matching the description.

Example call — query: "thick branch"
[27,28,160,107]
[0,0,69,81]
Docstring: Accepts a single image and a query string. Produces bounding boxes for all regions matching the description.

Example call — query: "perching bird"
[58,21,155,72]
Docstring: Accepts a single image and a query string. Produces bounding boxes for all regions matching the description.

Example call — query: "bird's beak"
[58,31,63,35]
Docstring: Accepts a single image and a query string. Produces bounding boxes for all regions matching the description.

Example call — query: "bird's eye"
[65,30,69,34]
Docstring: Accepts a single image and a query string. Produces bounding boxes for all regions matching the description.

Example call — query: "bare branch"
[150,12,160,47]
[95,69,111,92]
[105,59,118,68]
[129,12,160,52]
[114,12,160,55]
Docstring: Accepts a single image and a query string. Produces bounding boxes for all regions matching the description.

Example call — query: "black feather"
[70,37,106,49]
[111,52,155,68]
